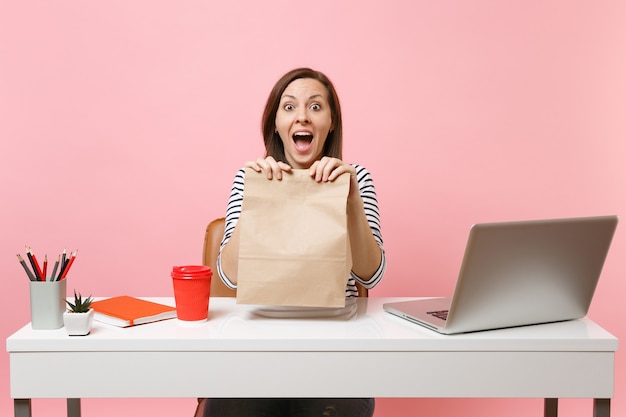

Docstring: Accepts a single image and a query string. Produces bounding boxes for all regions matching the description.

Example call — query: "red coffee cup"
[171,265,212,322]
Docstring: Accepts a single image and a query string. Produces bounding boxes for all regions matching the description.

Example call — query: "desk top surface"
[6,297,618,353]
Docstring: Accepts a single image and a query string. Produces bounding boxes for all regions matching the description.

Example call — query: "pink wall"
[2,1,625,416]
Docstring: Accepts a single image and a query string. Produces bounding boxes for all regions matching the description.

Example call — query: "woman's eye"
[310,103,321,111]
[284,104,294,111]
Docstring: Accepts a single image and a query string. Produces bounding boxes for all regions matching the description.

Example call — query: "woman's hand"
[245,156,292,180]
[308,157,356,181]
[309,157,359,197]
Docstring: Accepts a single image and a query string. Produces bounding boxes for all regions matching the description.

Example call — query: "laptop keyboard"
[427,310,449,321]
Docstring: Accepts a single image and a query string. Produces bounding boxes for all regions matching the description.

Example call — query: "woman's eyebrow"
[280,94,324,101]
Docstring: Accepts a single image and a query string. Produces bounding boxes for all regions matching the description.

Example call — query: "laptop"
[383,215,618,334]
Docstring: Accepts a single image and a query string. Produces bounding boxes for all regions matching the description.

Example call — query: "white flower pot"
[63,309,94,336]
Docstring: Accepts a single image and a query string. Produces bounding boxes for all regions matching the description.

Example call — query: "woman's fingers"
[309,157,356,182]
[245,157,291,180]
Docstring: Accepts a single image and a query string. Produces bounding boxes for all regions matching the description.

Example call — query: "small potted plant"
[63,290,94,336]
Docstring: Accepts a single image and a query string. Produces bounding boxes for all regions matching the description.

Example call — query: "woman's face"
[275,78,333,169]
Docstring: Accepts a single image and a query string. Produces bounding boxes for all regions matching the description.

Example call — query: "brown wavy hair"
[261,68,343,162]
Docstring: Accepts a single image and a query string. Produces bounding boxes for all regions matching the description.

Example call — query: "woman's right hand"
[245,156,292,180]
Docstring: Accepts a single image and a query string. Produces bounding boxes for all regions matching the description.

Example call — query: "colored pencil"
[49,255,60,282]
[17,254,36,281]
[42,255,48,281]
[60,250,77,280]
[57,249,68,280]
[25,248,42,281]
[28,247,44,281]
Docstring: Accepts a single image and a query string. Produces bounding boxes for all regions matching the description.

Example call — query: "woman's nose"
[296,108,310,123]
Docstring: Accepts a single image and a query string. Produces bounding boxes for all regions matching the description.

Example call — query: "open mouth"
[292,131,313,151]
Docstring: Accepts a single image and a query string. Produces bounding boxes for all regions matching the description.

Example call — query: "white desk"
[7,297,617,417]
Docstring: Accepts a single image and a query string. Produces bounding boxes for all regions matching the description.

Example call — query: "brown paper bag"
[236,168,351,308]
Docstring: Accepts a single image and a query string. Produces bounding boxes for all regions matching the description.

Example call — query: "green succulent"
[66,290,93,313]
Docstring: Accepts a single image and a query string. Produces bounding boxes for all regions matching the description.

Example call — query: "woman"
[200,68,386,417]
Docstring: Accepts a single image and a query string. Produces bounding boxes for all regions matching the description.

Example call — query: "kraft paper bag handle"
[237,168,351,308]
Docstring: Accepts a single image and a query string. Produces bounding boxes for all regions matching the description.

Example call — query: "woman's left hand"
[309,157,359,197]
[309,157,355,181]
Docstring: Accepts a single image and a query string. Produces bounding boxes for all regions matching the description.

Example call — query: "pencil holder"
[29,279,67,330]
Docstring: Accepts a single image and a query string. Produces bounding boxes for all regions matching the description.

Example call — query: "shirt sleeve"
[216,168,245,289]
[350,164,386,289]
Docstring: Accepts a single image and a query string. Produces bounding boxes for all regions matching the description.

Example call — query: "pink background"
[2,1,625,416]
